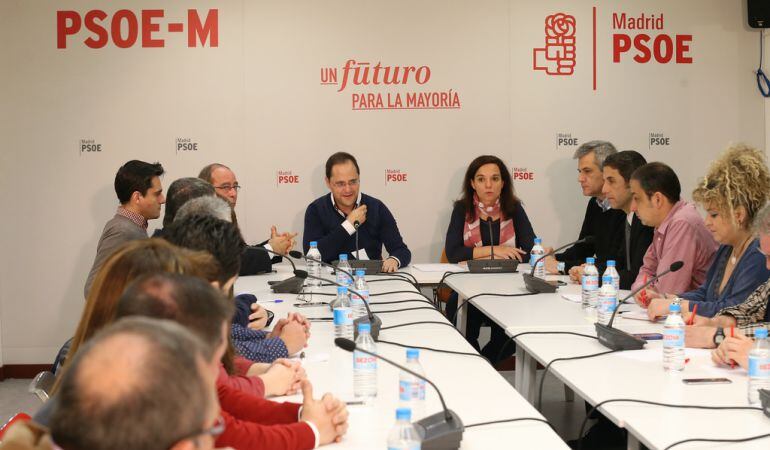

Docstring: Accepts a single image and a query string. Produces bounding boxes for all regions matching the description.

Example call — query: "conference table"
[234,263,568,449]
[445,266,770,450]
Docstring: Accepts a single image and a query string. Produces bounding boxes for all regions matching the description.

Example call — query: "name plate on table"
[467,260,518,273]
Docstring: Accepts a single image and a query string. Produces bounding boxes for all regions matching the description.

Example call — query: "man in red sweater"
[115,272,349,448]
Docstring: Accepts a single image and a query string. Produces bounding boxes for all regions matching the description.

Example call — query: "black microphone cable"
[380,320,458,332]
[465,417,555,431]
[449,291,536,325]
[537,349,620,410]
[370,298,436,307]
[665,433,770,450]
[377,339,487,360]
[575,399,764,450]
[495,331,600,364]
[377,270,420,286]
[435,271,477,303]
[370,306,438,314]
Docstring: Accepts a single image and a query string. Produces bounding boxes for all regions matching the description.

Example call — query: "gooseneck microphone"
[294,269,382,340]
[334,338,464,449]
[354,220,361,261]
[289,250,355,281]
[251,245,296,271]
[596,261,684,351]
[522,236,595,294]
[488,218,495,260]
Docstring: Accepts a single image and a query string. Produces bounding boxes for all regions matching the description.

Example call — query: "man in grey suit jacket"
[84,160,165,297]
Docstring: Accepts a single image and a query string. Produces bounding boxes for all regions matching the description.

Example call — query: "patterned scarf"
[463,194,516,248]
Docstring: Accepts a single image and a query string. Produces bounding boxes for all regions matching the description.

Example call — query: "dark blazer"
[556,198,626,271]
[444,201,536,263]
[303,193,411,266]
[613,213,654,290]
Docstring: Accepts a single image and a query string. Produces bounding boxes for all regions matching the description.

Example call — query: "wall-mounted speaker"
[748,0,770,28]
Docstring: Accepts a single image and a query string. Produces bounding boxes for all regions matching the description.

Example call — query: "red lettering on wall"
[188,9,218,47]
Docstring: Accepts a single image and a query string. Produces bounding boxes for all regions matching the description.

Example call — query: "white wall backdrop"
[0,0,766,365]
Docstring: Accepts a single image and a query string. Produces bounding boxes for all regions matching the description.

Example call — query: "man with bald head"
[0,317,223,450]
[199,163,297,275]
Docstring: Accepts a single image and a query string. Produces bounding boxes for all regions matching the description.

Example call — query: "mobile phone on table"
[294,302,329,308]
[632,333,663,341]
[682,378,732,385]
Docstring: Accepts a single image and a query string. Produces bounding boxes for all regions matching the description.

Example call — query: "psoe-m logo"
[533,13,576,76]
[57,9,218,49]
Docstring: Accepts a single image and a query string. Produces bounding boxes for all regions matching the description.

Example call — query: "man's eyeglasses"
[214,184,241,192]
[331,179,360,189]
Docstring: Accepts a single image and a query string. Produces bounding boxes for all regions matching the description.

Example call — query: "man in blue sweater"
[303,152,411,272]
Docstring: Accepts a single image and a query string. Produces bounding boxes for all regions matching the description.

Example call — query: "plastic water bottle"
[352,269,370,320]
[603,260,620,292]
[333,286,353,340]
[663,302,685,372]
[748,327,770,405]
[399,348,427,420]
[387,408,421,450]
[337,254,353,287]
[581,257,599,311]
[597,275,617,325]
[529,237,546,278]
[354,323,378,402]
[305,241,323,288]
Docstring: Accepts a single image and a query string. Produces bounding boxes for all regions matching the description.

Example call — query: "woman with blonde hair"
[647,144,770,319]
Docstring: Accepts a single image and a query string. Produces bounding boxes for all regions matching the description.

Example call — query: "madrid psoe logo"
[533,13,576,76]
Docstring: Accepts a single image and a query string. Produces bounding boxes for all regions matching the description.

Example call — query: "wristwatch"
[713,327,725,346]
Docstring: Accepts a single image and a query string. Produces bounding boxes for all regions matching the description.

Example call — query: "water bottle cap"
[607,260,616,266]
[602,275,613,284]
[396,408,412,421]
[669,303,681,313]
[337,286,348,294]
[309,241,318,247]
[339,254,348,261]
[586,257,595,264]
[406,348,419,359]
[358,322,371,333]
[534,237,542,244]
[355,269,365,276]
[755,328,768,339]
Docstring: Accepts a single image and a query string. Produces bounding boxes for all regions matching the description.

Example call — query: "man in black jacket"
[546,140,625,274]
[199,163,297,275]
[587,150,654,288]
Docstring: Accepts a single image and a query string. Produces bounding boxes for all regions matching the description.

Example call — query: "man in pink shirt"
[629,162,718,305]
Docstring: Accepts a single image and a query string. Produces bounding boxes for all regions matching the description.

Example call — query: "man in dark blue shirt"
[303,152,411,271]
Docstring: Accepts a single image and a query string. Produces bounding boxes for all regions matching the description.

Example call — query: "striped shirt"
[718,278,770,327]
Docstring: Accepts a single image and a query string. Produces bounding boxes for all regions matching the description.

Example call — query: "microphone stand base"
[595,323,646,351]
[354,314,382,341]
[415,409,464,450]
[270,277,304,294]
[522,273,558,294]
[760,389,770,418]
